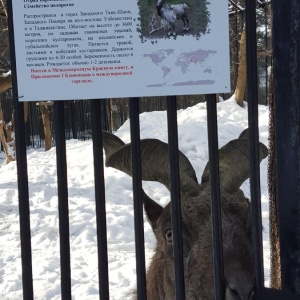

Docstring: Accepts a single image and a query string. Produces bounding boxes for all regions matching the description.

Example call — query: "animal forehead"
[155,200,206,235]
[156,192,249,234]
[157,203,172,229]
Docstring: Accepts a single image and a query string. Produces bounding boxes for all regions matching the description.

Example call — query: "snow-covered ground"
[0,97,270,299]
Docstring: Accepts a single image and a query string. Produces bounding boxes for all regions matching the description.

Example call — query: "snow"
[0,97,270,299]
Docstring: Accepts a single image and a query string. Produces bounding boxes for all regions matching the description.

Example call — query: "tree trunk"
[0,73,12,93]
[230,2,239,91]
[110,99,116,132]
[24,102,29,123]
[267,4,281,290]
[235,24,247,107]
[5,114,14,143]
[0,102,14,163]
[38,102,52,151]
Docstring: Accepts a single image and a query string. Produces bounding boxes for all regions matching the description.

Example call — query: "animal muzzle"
[225,282,254,300]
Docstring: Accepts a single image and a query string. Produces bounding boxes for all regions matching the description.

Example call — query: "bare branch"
[149,11,164,35]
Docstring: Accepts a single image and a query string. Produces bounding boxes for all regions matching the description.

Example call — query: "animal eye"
[165,229,173,243]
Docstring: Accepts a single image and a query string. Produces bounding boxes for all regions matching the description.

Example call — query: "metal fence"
[0,94,209,152]
[6,0,300,299]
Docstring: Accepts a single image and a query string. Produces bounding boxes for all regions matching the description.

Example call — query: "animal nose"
[226,284,254,300]
[224,259,254,300]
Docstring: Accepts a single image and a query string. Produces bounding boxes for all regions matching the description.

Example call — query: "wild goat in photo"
[156,0,189,35]
[102,129,268,299]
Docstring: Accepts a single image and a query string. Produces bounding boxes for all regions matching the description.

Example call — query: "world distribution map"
[143,48,216,87]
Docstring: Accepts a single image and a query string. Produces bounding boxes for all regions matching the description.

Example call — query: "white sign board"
[11,0,230,101]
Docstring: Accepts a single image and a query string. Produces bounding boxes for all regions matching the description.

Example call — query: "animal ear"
[238,128,249,139]
[101,131,125,161]
[142,190,164,230]
[201,129,268,194]
[103,134,200,197]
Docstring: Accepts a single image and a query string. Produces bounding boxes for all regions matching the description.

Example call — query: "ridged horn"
[201,129,268,194]
[106,138,200,197]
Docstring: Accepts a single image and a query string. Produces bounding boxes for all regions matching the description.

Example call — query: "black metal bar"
[14,96,35,300]
[70,101,77,139]
[245,0,265,290]
[166,96,185,300]
[253,287,300,300]
[54,101,72,300]
[272,0,300,295]
[205,94,224,300]
[129,97,147,300]
[100,99,109,132]
[91,100,110,299]
[7,2,34,299]
[29,103,35,148]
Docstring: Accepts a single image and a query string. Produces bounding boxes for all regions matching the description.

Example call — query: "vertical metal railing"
[8,1,34,299]
[54,102,72,300]
[91,100,110,299]
[7,0,300,300]
[129,97,147,300]
[245,0,265,290]
[9,1,297,298]
[206,94,224,300]
[166,96,185,300]
[13,88,34,300]
[272,0,300,294]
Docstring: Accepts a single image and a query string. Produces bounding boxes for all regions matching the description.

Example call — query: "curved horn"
[201,132,268,194]
[106,138,200,197]
[102,131,200,197]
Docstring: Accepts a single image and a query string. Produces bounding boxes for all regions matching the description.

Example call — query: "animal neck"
[146,250,174,299]
[156,1,164,15]
[156,7,163,18]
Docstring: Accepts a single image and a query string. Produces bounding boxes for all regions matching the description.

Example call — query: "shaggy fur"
[102,129,268,300]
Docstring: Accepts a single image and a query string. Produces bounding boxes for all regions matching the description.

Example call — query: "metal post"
[272,0,300,295]
[54,101,72,300]
[70,101,77,139]
[100,99,109,132]
[91,99,110,299]
[129,97,147,300]
[7,1,34,298]
[245,0,264,290]
[206,94,224,300]
[166,96,185,300]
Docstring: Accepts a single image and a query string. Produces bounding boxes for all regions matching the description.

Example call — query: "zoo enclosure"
[6,0,300,300]
[0,93,207,152]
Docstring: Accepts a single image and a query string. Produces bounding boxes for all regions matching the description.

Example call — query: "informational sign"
[11,0,230,101]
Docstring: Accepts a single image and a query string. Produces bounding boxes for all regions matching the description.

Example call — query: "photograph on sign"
[11,0,230,101]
